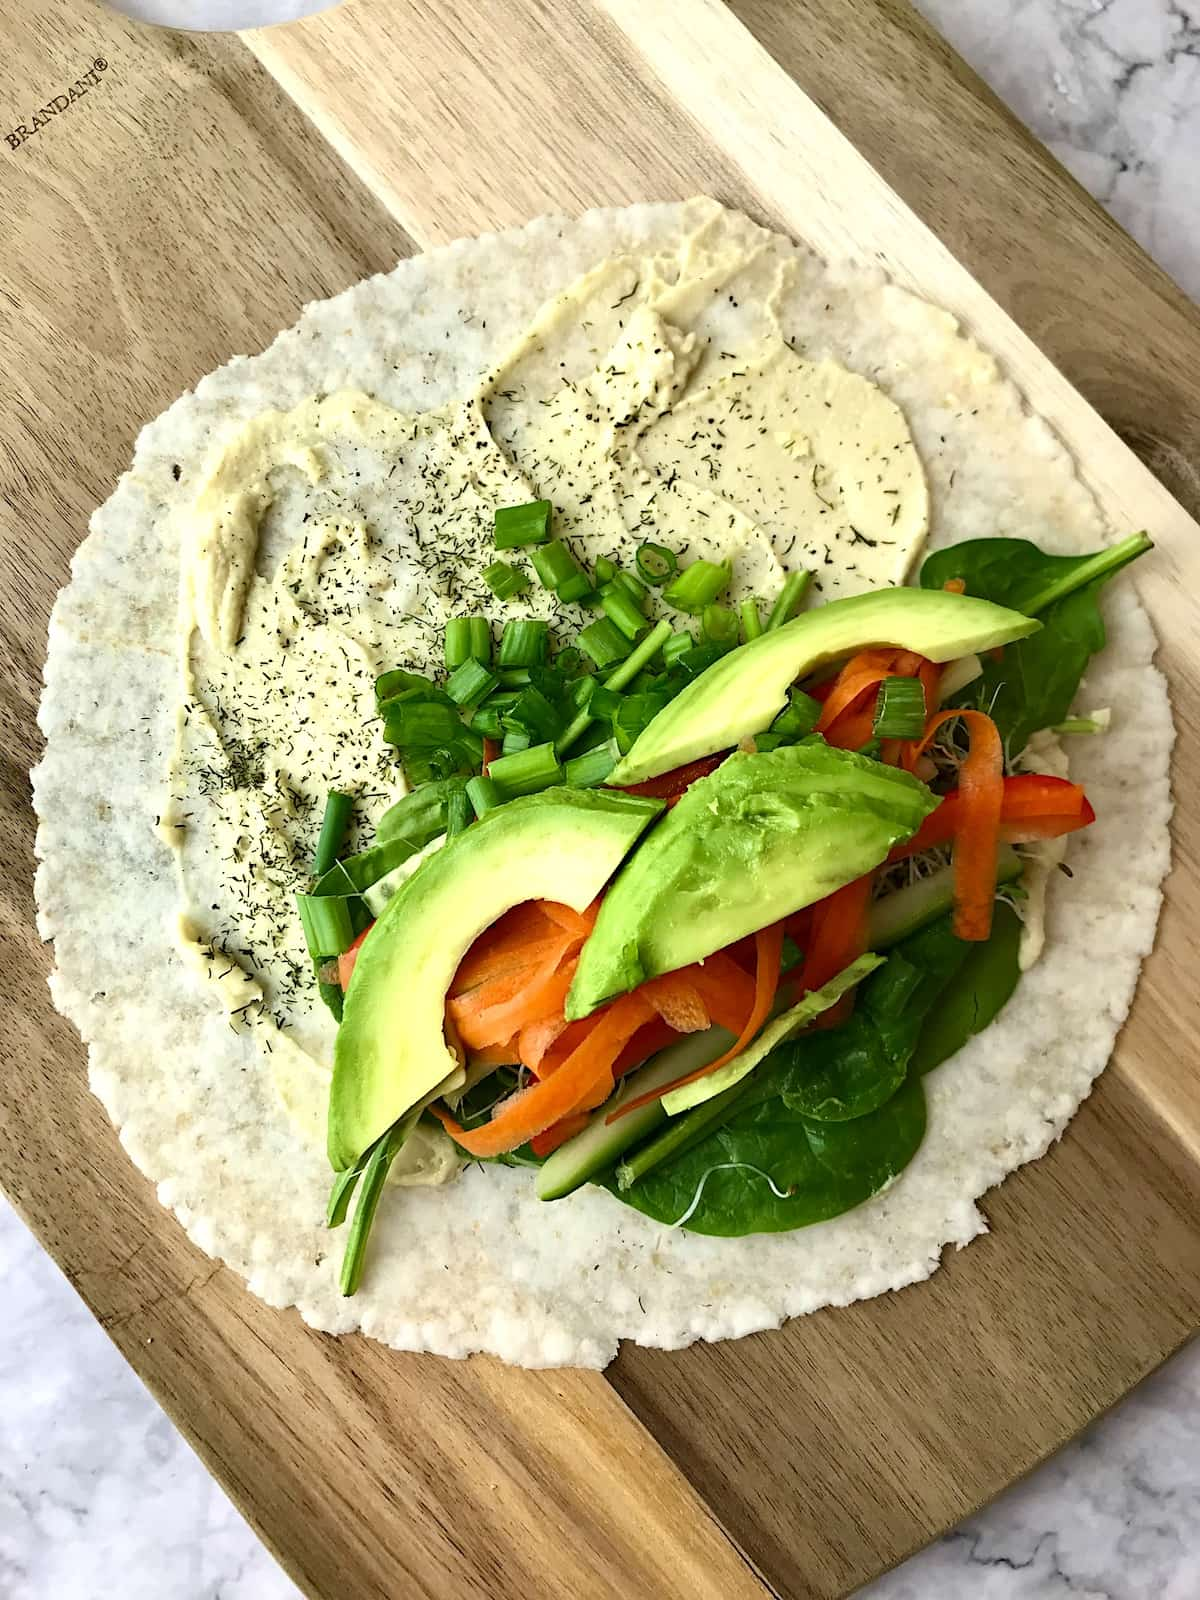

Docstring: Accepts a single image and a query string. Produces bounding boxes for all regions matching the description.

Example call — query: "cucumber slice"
[869,844,1022,949]
[536,1027,734,1201]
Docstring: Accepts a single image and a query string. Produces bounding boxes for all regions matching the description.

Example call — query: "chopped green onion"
[377,777,468,848]
[445,658,497,707]
[613,569,648,607]
[531,538,583,592]
[872,676,926,740]
[555,620,672,756]
[604,618,672,692]
[509,685,561,741]
[856,738,882,760]
[488,741,563,799]
[482,560,530,601]
[564,745,617,787]
[501,728,531,755]
[701,604,739,648]
[635,541,678,585]
[771,689,822,743]
[445,616,490,670]
[613,690,672,754]
[578,616,633,670]
[555,645,586,676]
[444,617,472,671]
[494,498,552,549]
[383,700,465,751]
[588,683,623,720]
[297,892,355,960]
[498,618,549,668]
[469,618,492,663]
[466,775,502,818]
[663,558,731,614]
[557,571,594,605]
[469,705,503,737]
[662,630,694,666]
[339,1114,418,1295]
[498,667,533,689]
[375,667,439,706]
[601,583,648,641]
[446,786,472,838]
[326,1153,368,1228]
[766,569,812,631]
[594,555,618,585]
[739,600,763,642]
[313,790,353,879]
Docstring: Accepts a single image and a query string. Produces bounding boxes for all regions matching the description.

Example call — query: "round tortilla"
[33,200,1172,1369]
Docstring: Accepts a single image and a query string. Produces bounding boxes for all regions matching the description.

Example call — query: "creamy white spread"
[162,216,932,1166]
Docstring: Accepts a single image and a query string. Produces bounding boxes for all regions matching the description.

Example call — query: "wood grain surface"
[2,0,1198,1597]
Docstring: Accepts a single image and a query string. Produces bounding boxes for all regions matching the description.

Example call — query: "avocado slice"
[329,787,662,1172]
[567,742,937,1019]
[606,587,1039,786]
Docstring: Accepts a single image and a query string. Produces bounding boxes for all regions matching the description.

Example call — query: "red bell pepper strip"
[890,773,1095,860]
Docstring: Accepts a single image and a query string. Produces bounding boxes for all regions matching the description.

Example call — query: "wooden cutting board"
[3,2,1200,1597]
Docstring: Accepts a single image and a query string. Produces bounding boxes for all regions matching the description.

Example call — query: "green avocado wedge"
[328,786,662,1172]
[606,587,1039,786]
[566,742,938,1019]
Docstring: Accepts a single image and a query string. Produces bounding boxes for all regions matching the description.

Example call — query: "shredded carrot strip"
[818,648,939,753]
[449,903,561,995]
[798,875,873,1004]
[683,952,757,1033]
[539,898,601,937]
[639,972,711,1033]
[432,992,656,1157]
[450,943,579,1050]
[609,923,785,1119]
[815,649,901,737]
[907,708,1004,940]
[469,1037,521,1067]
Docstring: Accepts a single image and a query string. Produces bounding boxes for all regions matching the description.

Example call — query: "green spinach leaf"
[919,532,1149,616]
[919,533,1150,754]
[910,902,1022,1076]
[779,917,970,1122]
[606,1075,926,1236]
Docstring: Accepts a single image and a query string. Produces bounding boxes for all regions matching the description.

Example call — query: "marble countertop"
[5,1,1199,1596]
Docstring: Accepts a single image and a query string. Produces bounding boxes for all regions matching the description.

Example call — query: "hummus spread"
[162,217,931,1170]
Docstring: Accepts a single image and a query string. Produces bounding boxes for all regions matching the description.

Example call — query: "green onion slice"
[564,744,617,787]
[488,740,563,798]
[872,676,926,740]
[662,558,731,615]
[483,561,530,601]
[601,583,648,642]
[635,541,678,585]
[765,569,812,631]
[445,657,498,707]
[313,790,353,879]
[494,499,552,549]
[498,618,550,669]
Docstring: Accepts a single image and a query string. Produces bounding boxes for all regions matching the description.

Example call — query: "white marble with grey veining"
[5,1,1198,1595]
